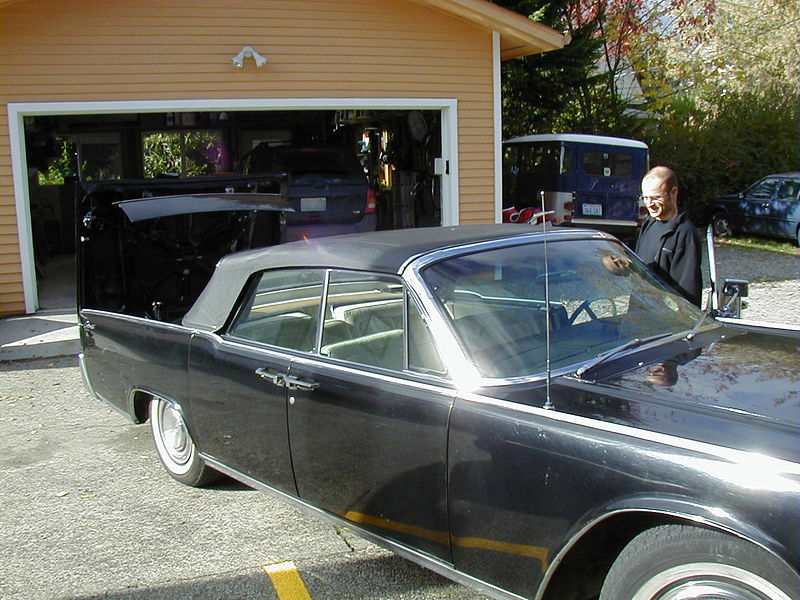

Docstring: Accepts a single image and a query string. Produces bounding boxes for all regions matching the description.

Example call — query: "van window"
[583,151,634,178]
[519,144,561,176]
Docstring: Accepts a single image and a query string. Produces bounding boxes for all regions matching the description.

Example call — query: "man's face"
[641,176,678,221]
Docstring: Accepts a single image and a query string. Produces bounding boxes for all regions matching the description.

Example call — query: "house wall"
[0,0,497,316]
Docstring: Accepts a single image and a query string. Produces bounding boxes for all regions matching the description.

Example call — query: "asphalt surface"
[0,356,489,600]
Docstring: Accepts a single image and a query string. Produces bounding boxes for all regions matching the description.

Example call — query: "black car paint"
[79,226,799,600]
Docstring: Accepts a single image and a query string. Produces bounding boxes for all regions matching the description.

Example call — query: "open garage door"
[12,100,456,312]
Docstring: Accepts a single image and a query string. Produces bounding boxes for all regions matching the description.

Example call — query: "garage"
[1,0,567,316]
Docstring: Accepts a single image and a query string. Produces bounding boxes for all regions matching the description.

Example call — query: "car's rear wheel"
[150,397,219,487]
[712,212,733,237]
[599,525,799,600]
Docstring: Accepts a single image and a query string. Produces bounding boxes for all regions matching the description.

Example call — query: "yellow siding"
[0,0,498,315]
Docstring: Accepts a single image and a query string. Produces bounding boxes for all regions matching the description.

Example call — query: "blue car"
[707,172,800,244]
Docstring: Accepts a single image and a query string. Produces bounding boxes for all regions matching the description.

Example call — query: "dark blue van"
[503,134,649,241]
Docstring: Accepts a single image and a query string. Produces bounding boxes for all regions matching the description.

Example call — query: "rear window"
[242,147,365,178]
[583,151,633,178]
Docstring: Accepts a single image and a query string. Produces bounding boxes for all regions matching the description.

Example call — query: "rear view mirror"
[717,278,749,318]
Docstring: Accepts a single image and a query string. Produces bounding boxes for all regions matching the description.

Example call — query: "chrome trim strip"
[200,456,526,600]
[718,317,800,334]
[570,218,638,228]
[456,390,800,475]
[80,308,190,333]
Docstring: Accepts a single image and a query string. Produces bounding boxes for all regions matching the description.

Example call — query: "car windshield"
[422,238,706,379]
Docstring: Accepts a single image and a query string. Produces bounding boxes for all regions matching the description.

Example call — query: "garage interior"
[24,108,443,309]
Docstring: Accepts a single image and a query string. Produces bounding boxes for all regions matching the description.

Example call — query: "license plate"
[582,203,602,216]
[301,197,326,212]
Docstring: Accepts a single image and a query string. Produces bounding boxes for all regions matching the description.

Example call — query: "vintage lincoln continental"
[78,201,799,600]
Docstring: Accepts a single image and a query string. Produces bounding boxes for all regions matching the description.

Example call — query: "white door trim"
[492,31,503,224]
[7,98,459,313]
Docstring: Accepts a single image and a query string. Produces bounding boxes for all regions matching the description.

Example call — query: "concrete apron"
[0,310,79,361]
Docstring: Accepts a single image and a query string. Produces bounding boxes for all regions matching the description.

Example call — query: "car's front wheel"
[149,397,219,487]
[712,211,733,237]
[599,525,799,600]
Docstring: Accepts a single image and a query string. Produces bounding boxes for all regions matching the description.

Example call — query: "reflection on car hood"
[115,193,292,222]
[607,327,799,428]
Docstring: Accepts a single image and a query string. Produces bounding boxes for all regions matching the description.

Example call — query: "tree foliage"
[496,0,800,218]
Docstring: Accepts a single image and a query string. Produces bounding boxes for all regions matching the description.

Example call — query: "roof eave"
[413,0,568,58]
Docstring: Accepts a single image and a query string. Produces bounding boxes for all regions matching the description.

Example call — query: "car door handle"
[283,374,319,392]
[255,368,287,388]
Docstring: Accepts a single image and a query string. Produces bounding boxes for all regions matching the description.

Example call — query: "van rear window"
[583,151,633,178]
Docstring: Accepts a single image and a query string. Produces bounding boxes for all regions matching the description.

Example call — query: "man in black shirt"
[636,166,703,307]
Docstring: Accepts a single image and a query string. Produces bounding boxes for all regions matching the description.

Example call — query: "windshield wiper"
[685,307,715,341]
[575,333,672,380]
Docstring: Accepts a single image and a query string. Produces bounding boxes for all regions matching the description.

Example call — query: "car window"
[408,293,446,374]
[320,271,405,370]
[227,269,324,352]
[243,147,365,178]
[747,178,778,199]
[582,151,634,178]
[422,239,702,379]
[777,179,799,202]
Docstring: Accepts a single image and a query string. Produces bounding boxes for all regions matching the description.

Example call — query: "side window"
[320,271,404,370]
[748,178,778,199]
[408,293,445,374]
[777,179,799,202]
[228,269,324,352]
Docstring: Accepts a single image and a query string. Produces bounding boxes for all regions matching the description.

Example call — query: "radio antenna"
[540,190,554,410]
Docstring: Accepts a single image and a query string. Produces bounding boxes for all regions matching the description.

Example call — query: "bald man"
[636,166,703,306]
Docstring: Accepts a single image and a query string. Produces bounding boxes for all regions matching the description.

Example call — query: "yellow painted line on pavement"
[263,561,313,600]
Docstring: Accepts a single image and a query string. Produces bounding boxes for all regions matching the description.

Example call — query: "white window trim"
[8,98,459,313]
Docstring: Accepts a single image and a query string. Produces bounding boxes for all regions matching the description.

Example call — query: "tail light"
[563,201,574,222]
[365,189,377,214]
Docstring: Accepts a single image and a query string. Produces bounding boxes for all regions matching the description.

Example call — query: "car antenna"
[540,190,554,410]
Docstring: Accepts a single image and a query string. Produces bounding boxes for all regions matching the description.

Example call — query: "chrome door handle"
[283,374,319,392]
[255,368,287,388]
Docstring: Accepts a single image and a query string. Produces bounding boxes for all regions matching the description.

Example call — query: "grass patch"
[715,236,799,256]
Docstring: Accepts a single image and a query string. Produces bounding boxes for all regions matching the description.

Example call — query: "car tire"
[712,211,733,237]
[149,397,219,487]
[599,525,799,600]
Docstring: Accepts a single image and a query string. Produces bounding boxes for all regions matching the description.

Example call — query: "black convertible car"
[79,221,799,600]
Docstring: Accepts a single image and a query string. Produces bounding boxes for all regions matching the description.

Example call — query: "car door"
[186,268,325,494]
[286,271,455,562]
[742,176,780,235]
[760,177,800,239]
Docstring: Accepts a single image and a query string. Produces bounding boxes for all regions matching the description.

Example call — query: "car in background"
[236,144,376,242]
[502,134,649,244]
[706,172,800,244]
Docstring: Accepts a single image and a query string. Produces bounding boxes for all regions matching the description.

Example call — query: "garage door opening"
[23,107,448,311]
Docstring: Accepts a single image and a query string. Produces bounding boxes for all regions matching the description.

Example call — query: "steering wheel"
[568,297,617,325]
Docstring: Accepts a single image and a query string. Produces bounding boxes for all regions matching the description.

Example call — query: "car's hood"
[603,326,799,428]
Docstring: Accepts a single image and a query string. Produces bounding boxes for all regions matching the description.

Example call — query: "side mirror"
[717,278,749,318]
